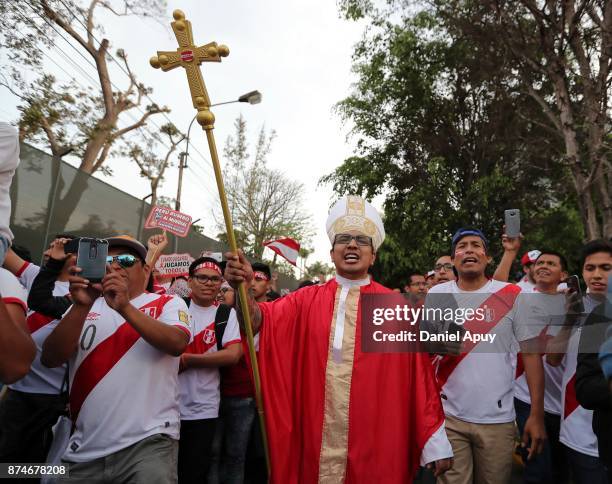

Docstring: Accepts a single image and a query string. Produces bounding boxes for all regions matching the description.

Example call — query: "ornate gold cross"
[150,10,270,475]
[150,9,229,130]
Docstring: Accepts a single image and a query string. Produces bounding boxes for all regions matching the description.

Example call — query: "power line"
[13,0,221,190]
[45,0,220,177]
[11,3,100,89]
[20,0,176,150]
[12,3,179,164]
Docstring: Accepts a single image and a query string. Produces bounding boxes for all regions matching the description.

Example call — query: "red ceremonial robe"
[255,278,445,484]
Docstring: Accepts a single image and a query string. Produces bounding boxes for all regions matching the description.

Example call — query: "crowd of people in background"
[393,230,612,484]
[0,121,611,484]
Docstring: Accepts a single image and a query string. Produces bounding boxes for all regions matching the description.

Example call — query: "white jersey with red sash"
[514,293,565,415]
[15,261,39,292]
[517,277,535,292]
[0,267,27,312]
[559,296,600,457]
[63,292,192,463]
[10,273,70,395]
[427,280,536,423]
[178,302,241,420]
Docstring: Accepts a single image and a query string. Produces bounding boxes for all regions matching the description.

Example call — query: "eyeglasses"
[192,274,222,284]
[434,263,453,272]
[106,254,138,268]
[334,233,373,247]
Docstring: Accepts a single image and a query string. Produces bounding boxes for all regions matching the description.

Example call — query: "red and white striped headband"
[194,262,222,275]
[254,271,270,281]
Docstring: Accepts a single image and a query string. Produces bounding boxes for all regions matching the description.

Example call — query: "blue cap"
[451,228,489,254]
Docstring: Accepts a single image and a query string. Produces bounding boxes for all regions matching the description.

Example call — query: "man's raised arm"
[224,250,262,334]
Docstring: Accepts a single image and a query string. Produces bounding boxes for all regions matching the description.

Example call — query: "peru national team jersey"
[559,296,600,458]
[0,267,27,313]
[513,293,565,415]
[10,263,70,395]
[517,278,535,292]
[179,302,241,420]
[16,261,40,292]
[63,292,192,463]
[426,279,538,424]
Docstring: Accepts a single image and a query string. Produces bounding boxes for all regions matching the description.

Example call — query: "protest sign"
[155,253,194,277]
[144,206,192,237]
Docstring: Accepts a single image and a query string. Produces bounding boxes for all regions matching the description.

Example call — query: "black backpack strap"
[60,361,70,415]
[214,304,232,351]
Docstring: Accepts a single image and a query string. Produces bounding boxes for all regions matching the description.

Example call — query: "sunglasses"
[106,254,138,268]
[334,233,373,247]
[192,274,223,284]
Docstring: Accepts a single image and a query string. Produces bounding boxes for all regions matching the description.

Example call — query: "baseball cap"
[426,270,435,279]
[106,235,147,261]
[521,250,541,266]
[451,228,489,254]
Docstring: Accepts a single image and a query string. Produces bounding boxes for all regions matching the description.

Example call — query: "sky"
[0,0,369,269]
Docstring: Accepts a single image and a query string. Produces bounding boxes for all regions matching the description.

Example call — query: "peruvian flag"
[263,237,300,266]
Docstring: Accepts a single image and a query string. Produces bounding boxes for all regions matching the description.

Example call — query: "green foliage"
[305,261,335,280]
[326,1,586,288]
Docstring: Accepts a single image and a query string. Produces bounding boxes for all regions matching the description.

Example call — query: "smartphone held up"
[75,238,109,283]
[504,209,521,238]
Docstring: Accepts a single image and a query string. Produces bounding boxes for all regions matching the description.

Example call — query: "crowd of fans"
[0,122,611,484]
[395,229,612,484]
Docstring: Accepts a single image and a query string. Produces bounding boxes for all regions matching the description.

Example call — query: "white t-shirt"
[16,261,40,292]
[179,302,241,420]
[559,296,600,457]
[0,122,19,242]
[425,279,537,424]
[10,275,70,395]
[63,292,192,463]
[514,293,565,415]
[517,277,535,292]
[0,267,27,313]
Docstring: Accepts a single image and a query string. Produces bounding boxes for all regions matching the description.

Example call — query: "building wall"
[10,143,297,290]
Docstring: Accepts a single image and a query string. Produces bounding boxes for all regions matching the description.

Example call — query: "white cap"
[326,196,385,250]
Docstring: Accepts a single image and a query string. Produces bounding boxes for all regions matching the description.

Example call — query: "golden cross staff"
[150,9,270,474]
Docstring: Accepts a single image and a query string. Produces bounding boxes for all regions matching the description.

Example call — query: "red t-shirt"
[221,356,255,398]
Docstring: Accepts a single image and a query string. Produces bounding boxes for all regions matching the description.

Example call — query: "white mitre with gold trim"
[326,195,385,251]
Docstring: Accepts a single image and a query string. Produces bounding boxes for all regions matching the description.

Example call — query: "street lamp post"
[173,90,262,252]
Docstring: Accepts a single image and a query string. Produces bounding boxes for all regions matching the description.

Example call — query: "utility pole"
[174,151,187,252]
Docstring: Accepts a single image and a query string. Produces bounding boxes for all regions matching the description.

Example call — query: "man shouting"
[225,196,453,484]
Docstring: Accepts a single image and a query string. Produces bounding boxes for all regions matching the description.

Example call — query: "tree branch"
[41,0,95,56]
[111,106,168,141]
[92,141,112,172]
[98,1,129,17]
[86,0,101,48]
[524,84,563,132]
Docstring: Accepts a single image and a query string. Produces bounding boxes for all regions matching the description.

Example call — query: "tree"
[324,1,587,287]
[0,0,169,231]
[124,123,184,206]
[479,0,611,239]
[337,0,611,240]
[219,115,313,260]
[305,261,335,282]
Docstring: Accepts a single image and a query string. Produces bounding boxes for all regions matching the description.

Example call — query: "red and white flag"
[263,237,300,266]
